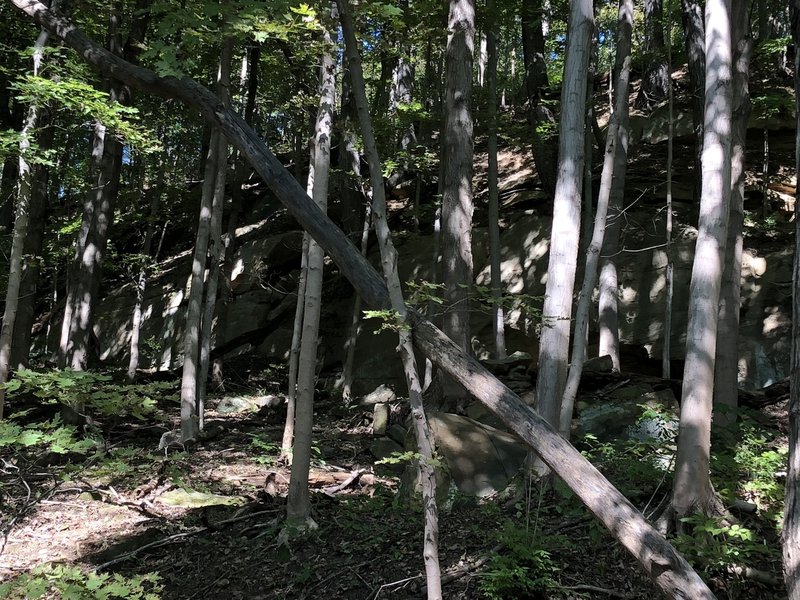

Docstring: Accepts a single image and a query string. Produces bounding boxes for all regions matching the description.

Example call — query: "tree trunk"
[597,0,633,372]
[437,0,475,409]
[672,0,733,520]
[682,0,705,201]
[663,0,675,380]
[636,0,670,108]
[14,5,718,594]
[180,128,219,441]
[486,0,505,360]
[559,0,632,437]
[286,4,337,527]
[713,0,752,428]
[198,39,232,429]
[784,2,800,596]
[339,3,442,595]
[534,0,593,434]
[522,0,558,197]
[127,162,163,381]
[0,24,51,419]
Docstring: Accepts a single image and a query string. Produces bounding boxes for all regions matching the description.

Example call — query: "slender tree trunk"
[198,39,233,429]
[559,0,632,437]
[682,0,705,201]
[522,0,558,197]
[486,0,505,360]
[339,3,442,595]
[663,2,675,380]
[339,204,371,403]
[713,0,752,427]
[0,25,51,419]
[783,3,800,594]
[437,0,475,410]
[671,0,733,520]
[762,128,770,217]
[534,0,593,434]
[598,0,633,373]
[14,5,719,595]
[281,234,309,462]
[636,0,670,108]
[180,129,219,441]
[286,4,337,527]
[127,162,163,381]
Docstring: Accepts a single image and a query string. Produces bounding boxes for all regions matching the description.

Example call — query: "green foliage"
[247,433,280,465]
[5,369,174,420]
[375,451,442,469]
[712,416,787,520]
[755,36,791,58]
[0,415,95,455]
[472,285,542,321]
[405,280,444,308]
[480,524,559,600]
[674,515,777,574]
[363,309,410,334]
[12,76,160,153]
[0,564,162,599]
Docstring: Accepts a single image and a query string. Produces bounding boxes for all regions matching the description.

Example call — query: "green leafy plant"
[4,369,174,420]
[674,515,777,574]
[0,564,163,599]
[480,524,559,600]
[0,415,95,455]
[363,309,409,334]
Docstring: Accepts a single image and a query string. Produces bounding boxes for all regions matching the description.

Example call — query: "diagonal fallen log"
[7,2,715,597]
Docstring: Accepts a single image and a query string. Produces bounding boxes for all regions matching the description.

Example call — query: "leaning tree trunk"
[437,0,475,410]
[671,0,733,521]
[559,0,632,437]
[286,4,337,528]
[0,24,51,419]
[784,2,800,598]
[339,3,443,595]
[534,0,594,435]
[12,4,719,595]
[713,0,752,428]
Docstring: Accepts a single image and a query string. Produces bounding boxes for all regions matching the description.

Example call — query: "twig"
[559,584,634,598]
[371,575,421,600]
[322,469,365,495]
[95,510,278,571]
[420,544,502,594]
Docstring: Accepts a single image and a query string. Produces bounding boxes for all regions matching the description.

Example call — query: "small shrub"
[480,524,559,600]
[0,564,163,599]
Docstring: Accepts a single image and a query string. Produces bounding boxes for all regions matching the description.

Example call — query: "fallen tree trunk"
[7,2,715,597]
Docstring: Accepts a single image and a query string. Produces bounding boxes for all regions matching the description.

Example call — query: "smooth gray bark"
[713,0,752,427]
[534,0,593,432]
[672,0,733,519]
[11,4,716,594]
[486,0,505,360]
[559,0,632,437]
[286,5,336,526]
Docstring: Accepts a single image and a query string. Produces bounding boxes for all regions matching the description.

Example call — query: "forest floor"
[0,358,790,600]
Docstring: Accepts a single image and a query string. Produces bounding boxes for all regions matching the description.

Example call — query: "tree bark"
[682,0,705,201]
[672,0,733,519]
[0,23,51,419]
[597,0,633,373]
[438,0,475,409]
[339,3,443,594]
[534,0,593,434]
[180,128,218,441]
[636,0,670,108]
[486,0,505,360]
[11,4,717,594]
[559,0,632,437]
[713,0,752,428]
[286,3,336,527]
[784,2,800,598]
[522,0,558,197]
